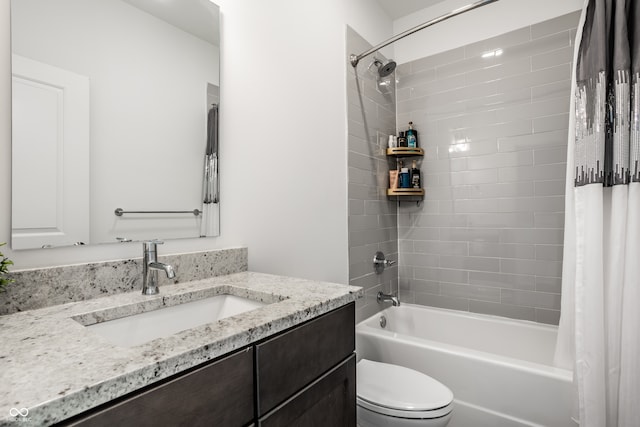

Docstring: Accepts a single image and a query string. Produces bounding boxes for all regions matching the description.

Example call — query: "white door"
[11,55,90,249]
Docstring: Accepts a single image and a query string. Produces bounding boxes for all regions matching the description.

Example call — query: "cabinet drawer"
[61,347,254,427]
[258,354,356,427]
[255,302,355,416]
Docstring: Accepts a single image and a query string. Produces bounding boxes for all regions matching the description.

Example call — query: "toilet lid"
[357,359,453,412]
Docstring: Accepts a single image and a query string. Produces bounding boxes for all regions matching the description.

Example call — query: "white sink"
[86,295,266,348]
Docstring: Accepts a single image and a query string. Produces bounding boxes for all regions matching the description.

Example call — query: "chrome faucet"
[377,291,400,307]
[142,240,175,295]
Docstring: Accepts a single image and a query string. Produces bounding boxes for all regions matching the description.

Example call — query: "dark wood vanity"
[57,303,356,427]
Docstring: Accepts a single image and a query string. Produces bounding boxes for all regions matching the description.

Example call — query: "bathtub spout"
[377,291,400,306]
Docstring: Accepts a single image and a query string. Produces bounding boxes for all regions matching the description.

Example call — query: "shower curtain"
[554,0,640,426]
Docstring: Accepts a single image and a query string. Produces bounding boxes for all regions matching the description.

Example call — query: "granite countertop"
[0,272,362,426]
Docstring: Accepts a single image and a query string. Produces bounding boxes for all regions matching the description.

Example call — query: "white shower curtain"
[555,1,640,426]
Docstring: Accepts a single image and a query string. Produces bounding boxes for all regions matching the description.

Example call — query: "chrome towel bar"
[114,208,202,217]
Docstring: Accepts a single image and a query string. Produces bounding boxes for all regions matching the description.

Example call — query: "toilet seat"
[357,359,454,419]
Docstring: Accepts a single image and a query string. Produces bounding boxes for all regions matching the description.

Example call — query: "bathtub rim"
[356,303,573,382]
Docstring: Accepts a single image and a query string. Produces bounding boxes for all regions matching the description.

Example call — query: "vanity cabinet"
[57,302,355,427]
[61,348,255,427]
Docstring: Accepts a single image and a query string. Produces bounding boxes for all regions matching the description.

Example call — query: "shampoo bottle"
[407,122,418,148]
[411,160,421,188]
[397,131,407,147]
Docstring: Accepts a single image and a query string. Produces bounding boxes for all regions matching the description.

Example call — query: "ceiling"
[122,0,219,45]
[374,0,449,20]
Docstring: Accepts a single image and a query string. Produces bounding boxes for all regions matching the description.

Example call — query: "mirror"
[10,0,220,250]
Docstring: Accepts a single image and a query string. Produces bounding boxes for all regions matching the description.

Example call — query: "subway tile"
[497,63,572,93]
[531,11,581,39]
[348,214,380,231]
[440,227,501,243]
[535,180,566,196]
[413,213,468,228]
[409,74,467,98]
[535,308,561,325]
[498,129,568,152]
[533,114,569,133]
[349,199,364,216]
[402,253,440,268]
[535,244,564,261]
[501,288,561,310]
[536,276,563,293]
[501,258,562,277]
[453,182,534,199]
[414,240,469,256]
[532,80,572,102]
[453,198,502,213]
[439,111,500,134]
[496,98,569,123]
[467,150,534,170]
[440,255,500,272]
[534,146,568,165]
[399,239,415,253]
[379,213,398,229]
[405,279,440,295]
[531,46,574,70]
[467,212,535,228]
[365,200,396,215]
[440,282,501,303]
[450,169,498,185]
[410,47,466,72]
[396,68,437,90]
[465,27,532,58]
[415,293,470,311]
[469,300,536,321]
[534,212,565,228]
[468,271,536,290]
[465,88,532,114]
[500,228,564,244]
[415,267,469,284]
[465,57,532,86]
[398,227,440,241]
[497,196,565,213]
[498,163,567,182]
[469,242,536,259]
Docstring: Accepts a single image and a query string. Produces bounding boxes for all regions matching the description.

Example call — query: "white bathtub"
[356,304,574,427]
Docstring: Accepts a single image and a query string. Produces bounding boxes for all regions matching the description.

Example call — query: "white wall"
[393,0,583,64]
[0,0,392,286]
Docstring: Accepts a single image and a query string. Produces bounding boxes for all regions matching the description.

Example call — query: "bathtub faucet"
[377,291,400,307]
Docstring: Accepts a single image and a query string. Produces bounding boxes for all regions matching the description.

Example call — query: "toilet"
[356,359,454,427]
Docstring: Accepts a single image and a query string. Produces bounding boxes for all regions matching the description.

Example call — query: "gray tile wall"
[395,12,580,325]
[347,27,398,323]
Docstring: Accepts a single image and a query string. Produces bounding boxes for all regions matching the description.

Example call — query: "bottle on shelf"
[399,159,411,188]
[406,122,418,148]
[397,131,407,147]
[411,160,421,189]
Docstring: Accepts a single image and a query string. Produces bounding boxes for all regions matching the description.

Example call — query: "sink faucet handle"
[142,239,164,250]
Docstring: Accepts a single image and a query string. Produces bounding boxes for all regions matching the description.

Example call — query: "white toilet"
[356,359,454,427]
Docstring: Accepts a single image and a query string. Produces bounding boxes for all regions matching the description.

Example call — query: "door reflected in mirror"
[10,0,220,250]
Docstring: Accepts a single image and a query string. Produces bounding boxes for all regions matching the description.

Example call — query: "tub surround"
[0,272,362,426]
[0,247,248,315]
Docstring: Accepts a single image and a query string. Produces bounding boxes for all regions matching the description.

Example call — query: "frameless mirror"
[10,0,220,250]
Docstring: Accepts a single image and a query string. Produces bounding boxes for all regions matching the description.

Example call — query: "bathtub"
[356,304,574,427]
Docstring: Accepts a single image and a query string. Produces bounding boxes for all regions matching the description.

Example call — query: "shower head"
[369,57,396,78]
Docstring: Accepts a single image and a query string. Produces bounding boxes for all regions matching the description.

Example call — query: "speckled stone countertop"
[0,272,362,426]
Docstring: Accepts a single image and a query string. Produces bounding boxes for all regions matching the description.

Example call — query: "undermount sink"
[85,294,267,348]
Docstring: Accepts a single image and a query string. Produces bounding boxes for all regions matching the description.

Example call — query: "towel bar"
[114,208,202,217]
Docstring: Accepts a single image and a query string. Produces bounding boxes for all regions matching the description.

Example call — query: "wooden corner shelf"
[386,147,424,157]
[387,188,425,196]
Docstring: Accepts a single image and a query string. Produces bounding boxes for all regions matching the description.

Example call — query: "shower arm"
[349,0,499,68]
